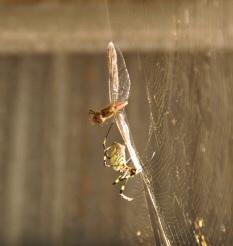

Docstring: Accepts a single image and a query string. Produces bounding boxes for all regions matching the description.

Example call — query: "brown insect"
[89,101,128,126]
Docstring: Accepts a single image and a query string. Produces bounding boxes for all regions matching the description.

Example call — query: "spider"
[103,123,140,201]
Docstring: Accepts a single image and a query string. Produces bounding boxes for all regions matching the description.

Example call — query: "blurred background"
[0,0,232,246]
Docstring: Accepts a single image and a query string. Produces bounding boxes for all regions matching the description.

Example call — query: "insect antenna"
[89,109,96,115]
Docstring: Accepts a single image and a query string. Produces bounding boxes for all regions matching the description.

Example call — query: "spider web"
[105,1,233,245]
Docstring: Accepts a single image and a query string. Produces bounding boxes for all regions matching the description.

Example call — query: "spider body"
[104,142,125,171]
[103,123,139,201]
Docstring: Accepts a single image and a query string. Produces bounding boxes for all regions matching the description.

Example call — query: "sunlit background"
[0,1,232,245]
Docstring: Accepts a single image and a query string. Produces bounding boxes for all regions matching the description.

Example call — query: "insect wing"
[115,44,131,102]
[108,42,131,103]
[115,110,142,172]
[108,42,119,103]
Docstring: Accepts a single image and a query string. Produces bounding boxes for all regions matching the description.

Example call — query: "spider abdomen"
[110,142,126,172]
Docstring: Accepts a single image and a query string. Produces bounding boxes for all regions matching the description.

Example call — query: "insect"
[89,42,130,126]
[103,123,140,201]
[89,101,127,126]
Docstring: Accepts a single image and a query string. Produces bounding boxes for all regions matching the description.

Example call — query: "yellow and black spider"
[103,123,140,201]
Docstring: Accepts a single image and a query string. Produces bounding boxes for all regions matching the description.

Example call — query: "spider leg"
[120,180,133,201]
[113,167,137,185]
[103,145,112,167]
[103,122,114,167]
[114,168,140,201]
[112,175,133,201]
[121,170,131,180]
[103,139,111,158]
[112,174,124,185]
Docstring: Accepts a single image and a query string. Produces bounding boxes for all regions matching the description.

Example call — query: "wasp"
[89,101,128,126]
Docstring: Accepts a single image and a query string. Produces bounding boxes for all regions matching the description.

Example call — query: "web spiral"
[106,1,233,245]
